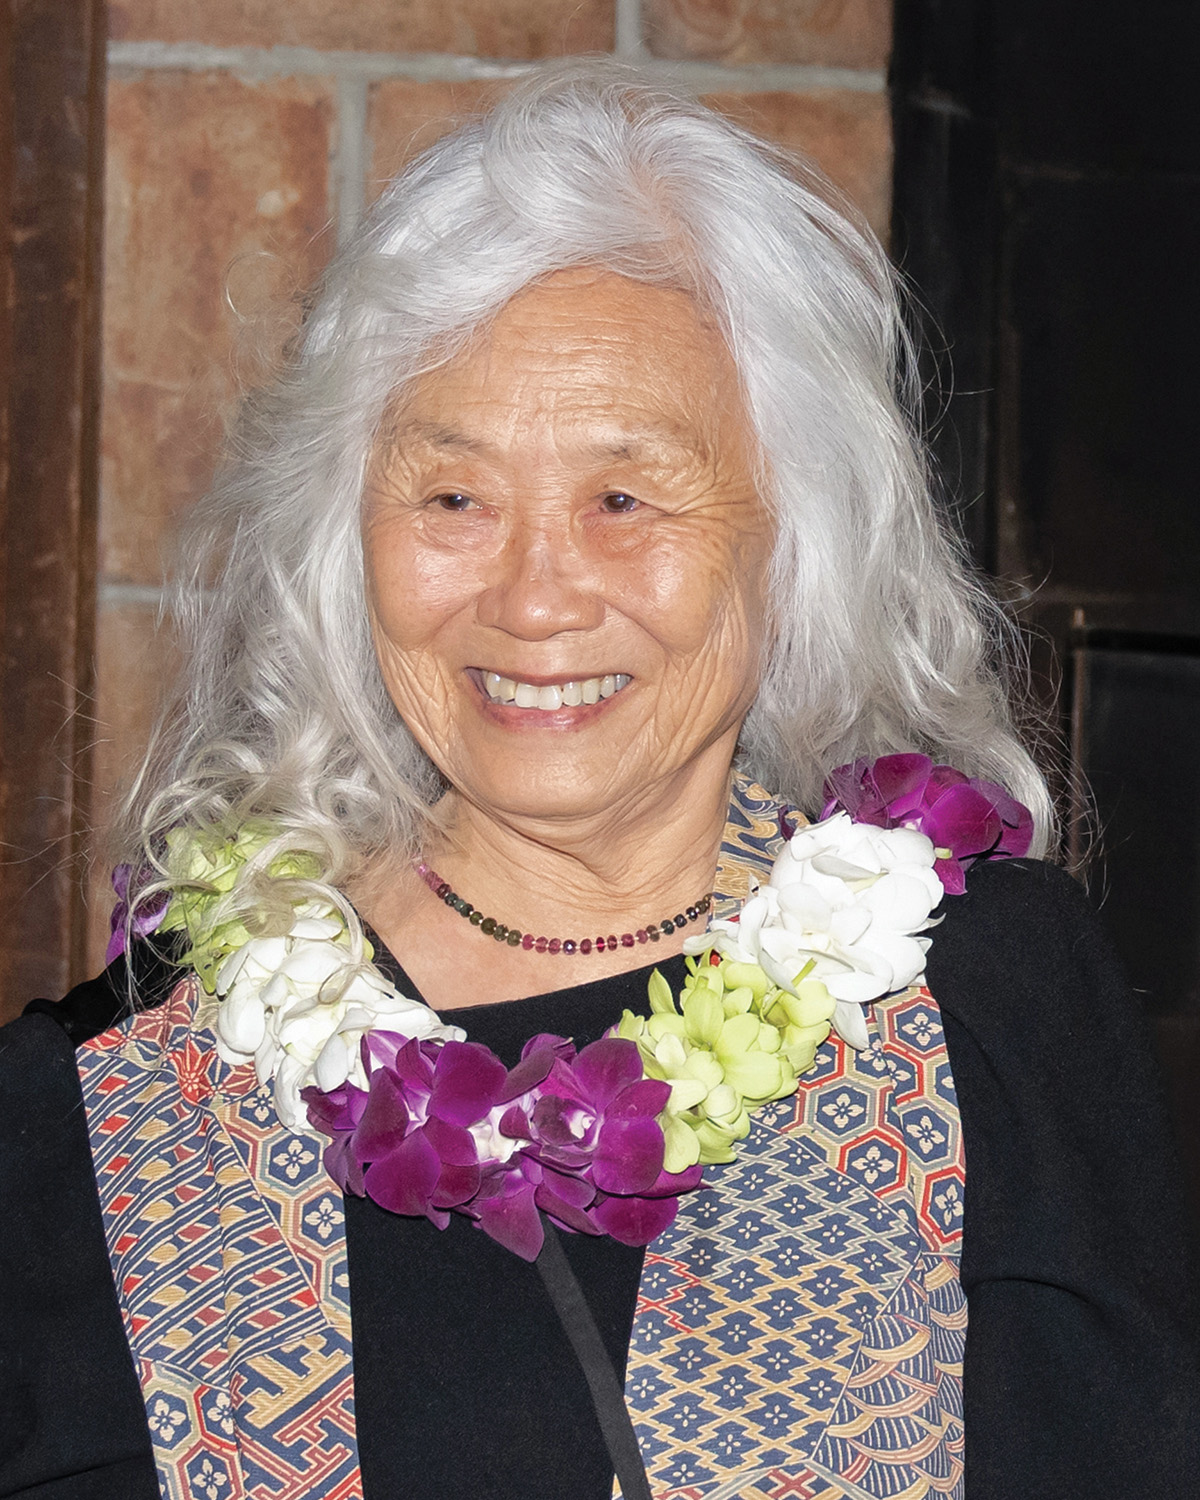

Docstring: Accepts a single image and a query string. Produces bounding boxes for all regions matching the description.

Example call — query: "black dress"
[2,859,1198,1499]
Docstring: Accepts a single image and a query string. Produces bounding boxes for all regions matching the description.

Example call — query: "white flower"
[688,812,943,1050]
[213,904,463,1129]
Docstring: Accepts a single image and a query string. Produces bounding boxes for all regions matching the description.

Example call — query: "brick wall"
[91,0,892,966]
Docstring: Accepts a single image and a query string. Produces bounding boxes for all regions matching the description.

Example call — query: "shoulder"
[923,873,1200,1490]
[924,856,1130,1045]
[927,854,1101,977]
[21,939,181,1049]
[923,856,1191,1292]
[0,1010,107,1211]
[0,1011,99,1350]
[0,1011,82,1134]
[923,855,1163,1157]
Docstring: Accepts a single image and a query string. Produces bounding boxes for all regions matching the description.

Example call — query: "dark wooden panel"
[890,0,999,568]
[0,0,105,1021]
[997,1,1200,175]
[1072,641,1200,1241]
[893,0,1200,1223]
[1073,644,1200,1020]
[1001,174,1200,616]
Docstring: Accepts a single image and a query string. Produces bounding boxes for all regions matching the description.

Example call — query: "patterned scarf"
[78,775,966,1499]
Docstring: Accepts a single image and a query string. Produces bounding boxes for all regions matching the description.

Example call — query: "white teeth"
[481,672,631,710]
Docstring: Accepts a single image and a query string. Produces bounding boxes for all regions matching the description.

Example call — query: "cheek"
[364,546,472,734]
[366,525,478,654]
[620,525,771,662]
[365,590,461,755]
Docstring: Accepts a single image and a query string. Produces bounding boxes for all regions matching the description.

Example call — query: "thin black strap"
[536,1222,652,1500]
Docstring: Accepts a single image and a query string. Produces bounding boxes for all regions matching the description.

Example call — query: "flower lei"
[112,754,1031,1261]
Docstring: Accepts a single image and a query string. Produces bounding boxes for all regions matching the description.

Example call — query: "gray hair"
[119,63,1053,924]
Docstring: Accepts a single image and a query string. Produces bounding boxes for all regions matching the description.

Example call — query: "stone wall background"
[91,0,892,965]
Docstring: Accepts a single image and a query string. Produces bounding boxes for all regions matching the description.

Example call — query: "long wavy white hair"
[116,64,1053,945]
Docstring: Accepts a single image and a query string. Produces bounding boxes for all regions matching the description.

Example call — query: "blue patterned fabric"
[79,773,965,1499]
[78,990,361,1499]
[616,778,966,1498]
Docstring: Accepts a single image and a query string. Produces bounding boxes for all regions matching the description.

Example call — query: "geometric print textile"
[78,773,964,1500]
[617,778,966,1498]
[78,977,361,1500]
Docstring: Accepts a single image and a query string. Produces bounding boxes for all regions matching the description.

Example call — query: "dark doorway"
[891,0,1200,1224]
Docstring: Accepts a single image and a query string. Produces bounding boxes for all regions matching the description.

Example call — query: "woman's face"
[364,269,773,829]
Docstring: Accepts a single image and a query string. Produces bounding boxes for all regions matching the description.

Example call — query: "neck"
[432,754,734,934]
[356,748,740,1008]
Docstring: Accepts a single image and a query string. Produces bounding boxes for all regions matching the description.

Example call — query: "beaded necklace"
[414,859,712,955]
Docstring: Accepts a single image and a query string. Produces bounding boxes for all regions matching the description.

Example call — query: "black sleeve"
[22,938,180,1047]
[926,857,1200,1499]
[0,1013,158,1499]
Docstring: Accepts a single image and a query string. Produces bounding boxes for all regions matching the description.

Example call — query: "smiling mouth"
[474,670,633,711]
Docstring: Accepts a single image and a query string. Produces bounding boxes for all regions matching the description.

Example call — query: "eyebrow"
[587,426,710,464]
[385,418,489,455]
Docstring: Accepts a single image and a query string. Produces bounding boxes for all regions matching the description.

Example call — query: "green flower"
[616,953,832,1173]
[158,821,325,992]
[761,978,838,1073]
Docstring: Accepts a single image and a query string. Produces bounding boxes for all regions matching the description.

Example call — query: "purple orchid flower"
[489,1034,703,1258]
[821,753,1034,894]
[306,1029,703,1262]
[468,1151,601,1261]
[528,1038,669,1184]
[105,863,170,965]
[353,1038,510,1226]
[303,1078,370,1195]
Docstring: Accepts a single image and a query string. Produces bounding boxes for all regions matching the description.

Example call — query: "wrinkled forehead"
[373,268,756,474]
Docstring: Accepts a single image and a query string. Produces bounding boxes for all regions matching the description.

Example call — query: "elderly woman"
[2,68,1196,1500]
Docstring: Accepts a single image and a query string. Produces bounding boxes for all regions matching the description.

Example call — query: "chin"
[464,763,632,824]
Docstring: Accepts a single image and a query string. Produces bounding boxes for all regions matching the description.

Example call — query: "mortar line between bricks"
[335,74,368,244]
[614,0,649,60]
[98,581,169,609]
[106,42,885,94]
[98,581,218,608]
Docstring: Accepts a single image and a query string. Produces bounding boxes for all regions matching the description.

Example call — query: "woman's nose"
[475,518,604,639]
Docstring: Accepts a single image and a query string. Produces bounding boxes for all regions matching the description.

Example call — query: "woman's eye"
[600,492,640,514]
[432,492,476,512]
